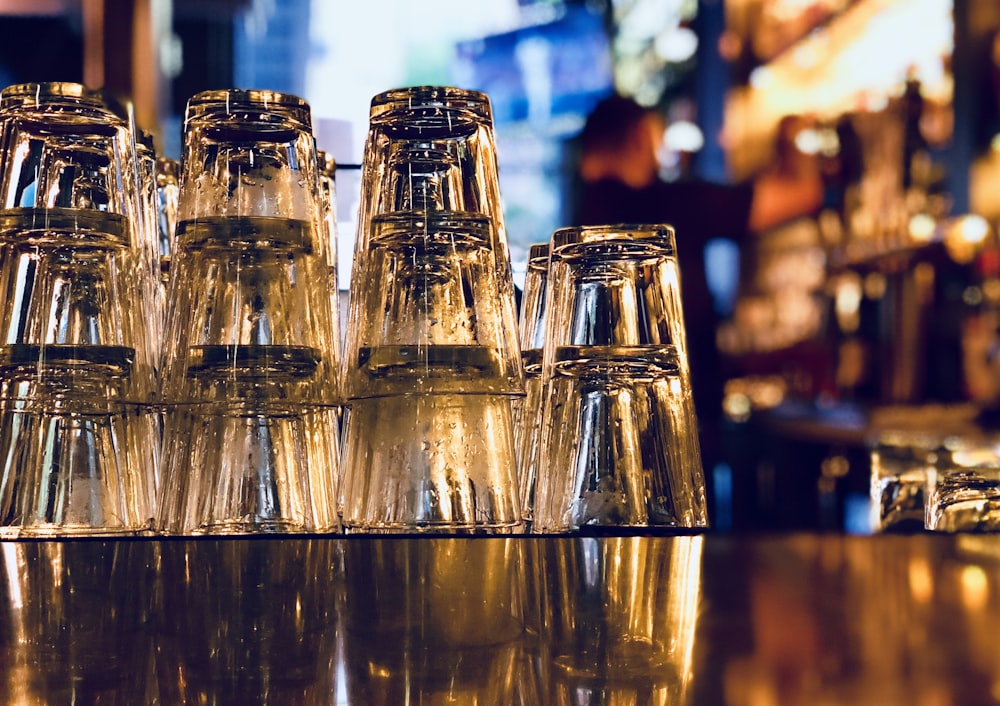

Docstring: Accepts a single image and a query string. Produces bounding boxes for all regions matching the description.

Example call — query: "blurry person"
[570,94,824,501]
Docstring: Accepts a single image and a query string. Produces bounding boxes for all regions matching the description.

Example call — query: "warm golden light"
[863,271,886,300]
[834,273,862,334]
[908,213,937,242]
[908,556,934,604]
[984,277,1000,304]
[724,0,952,178]
[950,444,1000,468]
[723,392,752,422]
[944,214,991,264]
[821,454,850,478]
[960,565,990,611]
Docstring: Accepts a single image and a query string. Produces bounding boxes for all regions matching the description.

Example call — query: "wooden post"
[82,0,170,146]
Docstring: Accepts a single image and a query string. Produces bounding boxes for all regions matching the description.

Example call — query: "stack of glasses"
[155,89,340,535]
[0,82,161,536]
[339,86,524,534]
[530,224,709,532]
[0,82,713,538]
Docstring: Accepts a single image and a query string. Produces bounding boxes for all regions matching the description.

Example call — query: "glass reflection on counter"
[717,535,1000,706]
[5,535,1000,702]
[0,542,156,704]
[526,536,703,705]
[154,539,341,704]
[342,538,524,704]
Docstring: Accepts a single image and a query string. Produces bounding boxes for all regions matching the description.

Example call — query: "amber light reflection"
[722,536,1000,705]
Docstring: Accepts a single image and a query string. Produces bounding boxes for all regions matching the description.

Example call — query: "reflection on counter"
[0,535,999,704]
[526,537,701,704]
[155,540,341,703]
[342,538,524,704]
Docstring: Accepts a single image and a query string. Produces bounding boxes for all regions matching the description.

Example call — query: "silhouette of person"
[570,94,823,497]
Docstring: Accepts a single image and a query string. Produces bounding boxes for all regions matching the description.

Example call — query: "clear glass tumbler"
[339,211,523,533]
[925,434,1000,532]
[516,242,550,526]
[343,211,522,400]
[870,429,940,532]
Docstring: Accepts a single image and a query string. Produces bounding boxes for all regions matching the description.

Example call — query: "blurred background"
[7,0,1000,532]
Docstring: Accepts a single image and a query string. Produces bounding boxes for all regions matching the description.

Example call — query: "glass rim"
[0,82,121,116]
[370,85,492,119]
[2,82,92,101]
[185,88,312,128]
[528,242,550,261]
[551,223,676,255]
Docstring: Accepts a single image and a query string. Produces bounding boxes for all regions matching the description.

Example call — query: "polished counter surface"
[0,532,995,705]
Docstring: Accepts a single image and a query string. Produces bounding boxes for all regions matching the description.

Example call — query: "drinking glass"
[869,430,940,532]
[532,224,707,532]
[0,82,155,401]
[0,82,158,535]
[343,211,522,399]
[340,392,520,533]
[356,86,508,257]
[925,434,1000,531]
[156,88,340,535]
[516,242,550,526]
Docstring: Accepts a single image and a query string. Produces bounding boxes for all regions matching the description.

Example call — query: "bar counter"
[0,531,995,704]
